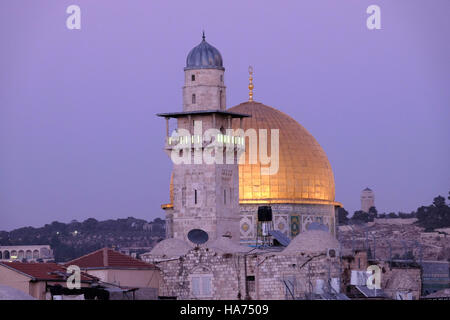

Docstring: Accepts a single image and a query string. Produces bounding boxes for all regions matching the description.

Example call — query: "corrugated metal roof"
[421,262,449,277]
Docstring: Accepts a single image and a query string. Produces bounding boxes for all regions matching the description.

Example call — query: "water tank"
[257,206,272,222]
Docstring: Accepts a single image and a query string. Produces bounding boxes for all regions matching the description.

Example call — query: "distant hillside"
[0,217,165,262]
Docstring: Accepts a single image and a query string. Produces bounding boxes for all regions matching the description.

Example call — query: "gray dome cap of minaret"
[185,32,224,71]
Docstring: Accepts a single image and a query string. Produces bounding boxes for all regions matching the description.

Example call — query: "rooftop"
[145,238,193,258]
[0,262,95,282]
[65,248,157,270]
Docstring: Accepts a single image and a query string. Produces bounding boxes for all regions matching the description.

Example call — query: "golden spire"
[248,66,254,102]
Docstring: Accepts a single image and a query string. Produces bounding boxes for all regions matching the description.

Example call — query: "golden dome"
[228,101,336,205]
[162,101,339,208]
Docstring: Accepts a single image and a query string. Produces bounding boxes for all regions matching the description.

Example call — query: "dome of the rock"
[228,101,336,205]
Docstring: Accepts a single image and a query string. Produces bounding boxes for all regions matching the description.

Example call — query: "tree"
[398,212,413,219]
[433,195,446,208]
[388,212,398,218]
[368,206,378,221]
[83,218,98,231]
[416,195,450,230]
[337,208,349,225]
[351,210,369,224]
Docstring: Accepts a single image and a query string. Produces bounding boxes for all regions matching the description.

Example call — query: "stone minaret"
[158,34,248,244]
[361,187,375,212]
[183,33,226,112]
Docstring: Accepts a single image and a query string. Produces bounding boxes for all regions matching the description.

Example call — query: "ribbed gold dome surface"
[228,101,336,205]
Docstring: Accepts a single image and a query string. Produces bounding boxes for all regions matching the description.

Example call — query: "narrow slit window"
[192,74,196,81]
[182,187,186,207]
[192,94,196,104]
[224,189,226,205]
[194,189,198,205]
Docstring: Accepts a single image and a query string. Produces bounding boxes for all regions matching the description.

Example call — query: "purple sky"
[1,1,449,231]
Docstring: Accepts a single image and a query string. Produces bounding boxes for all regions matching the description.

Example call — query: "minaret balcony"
[164,134,245,152]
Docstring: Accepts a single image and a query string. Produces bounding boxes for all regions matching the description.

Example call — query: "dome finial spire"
[202,30,205,41]
[248,66,254,102]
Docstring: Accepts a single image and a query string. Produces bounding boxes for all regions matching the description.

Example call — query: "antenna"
[187,229,209,246]
[388,241,392,264]
[372,235,376,260]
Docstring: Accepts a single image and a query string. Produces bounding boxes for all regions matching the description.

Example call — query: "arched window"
[3,251,9,259]
[26,250,32,260]
[0,251,2,260]
[192,94,196,104]
[190,267,213,298]
[191,74,195,81]
[33,250,39,259]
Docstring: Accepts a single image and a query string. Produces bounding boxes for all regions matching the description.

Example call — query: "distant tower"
[157,33,248,244]
[361,187,375,212]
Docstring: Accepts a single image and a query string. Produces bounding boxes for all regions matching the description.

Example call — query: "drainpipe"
[256,256,260,300]
[244,254,250,300]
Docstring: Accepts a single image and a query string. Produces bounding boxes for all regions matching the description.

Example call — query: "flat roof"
[156,110,250,119]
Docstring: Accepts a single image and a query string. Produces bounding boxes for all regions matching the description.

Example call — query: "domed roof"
[148,238,192,257]
[185,33,224,71]
[207,236,251,254]
[163,101,340,207]
[228,101,337,205]
[282,230,339,254]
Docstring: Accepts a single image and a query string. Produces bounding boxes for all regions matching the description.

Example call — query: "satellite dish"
[187,229,209,245]
[307,222,329,232]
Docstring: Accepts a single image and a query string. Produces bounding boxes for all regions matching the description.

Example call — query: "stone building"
[148,34,345,300]
[0,262,96,300]
[144,34,433,301]
[157,33,247,244]
[160,34,342,244]
[65,247,161,299]
[145,230,342,300]
[341,249,422,300]
[361,187,375,213]
[0,245,53,262]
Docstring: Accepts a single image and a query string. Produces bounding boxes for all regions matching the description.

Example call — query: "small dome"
[282,230,339,255]
[207,236,250,254]
[185,33,224,71]
[148,238,192,258]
